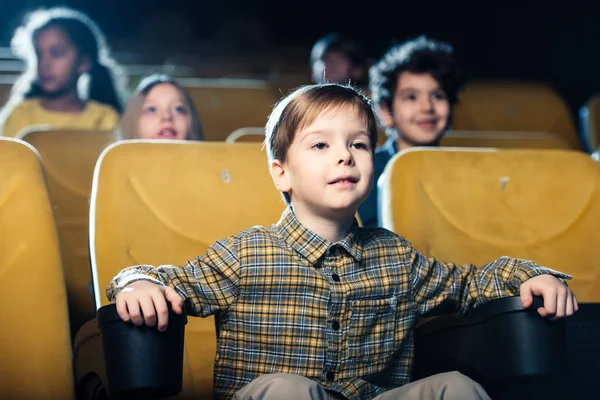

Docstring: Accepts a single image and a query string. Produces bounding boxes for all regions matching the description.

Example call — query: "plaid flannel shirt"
[107,207,570,399]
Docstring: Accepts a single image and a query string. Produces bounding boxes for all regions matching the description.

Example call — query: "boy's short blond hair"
[265,84,378,203]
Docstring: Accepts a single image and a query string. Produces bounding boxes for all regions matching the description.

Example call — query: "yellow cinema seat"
[441,130,571,150]
[20,128,115,334]
[75,140,285,399]
[0,138,73,399]
[452,81,580,149]
[380,148,600,302]
[180,78,279,142]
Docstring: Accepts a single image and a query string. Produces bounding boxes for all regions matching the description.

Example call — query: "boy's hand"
[520,274,578,319]
[115,280,184,332]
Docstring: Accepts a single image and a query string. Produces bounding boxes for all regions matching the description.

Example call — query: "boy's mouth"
[329,176,358,185]
[415,118,439,130]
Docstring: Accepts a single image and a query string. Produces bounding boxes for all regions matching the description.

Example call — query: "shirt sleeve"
[105,234,242,317]
[407,241,572,316]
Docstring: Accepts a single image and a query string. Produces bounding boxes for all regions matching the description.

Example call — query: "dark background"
[1,1,599,116]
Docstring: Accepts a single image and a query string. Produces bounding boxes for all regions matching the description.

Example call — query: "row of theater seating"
[2,130,599,398]
[2,78,600,152]
[17,127,600,336]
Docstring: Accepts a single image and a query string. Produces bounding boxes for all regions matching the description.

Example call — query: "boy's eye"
[432,92,447,101]
[312,142,327,150]
[175,105,188,114]
[403,94,417,101]
[144,106,157,114]
[352,142,369,150]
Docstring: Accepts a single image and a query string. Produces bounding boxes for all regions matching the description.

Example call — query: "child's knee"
[264,373,319,390]
[235,373,328,400]
[436,372,489,399]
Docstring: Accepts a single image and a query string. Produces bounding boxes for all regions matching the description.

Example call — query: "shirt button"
[332,320,340,331]
[326,370,335,381]
[332,273,340,282]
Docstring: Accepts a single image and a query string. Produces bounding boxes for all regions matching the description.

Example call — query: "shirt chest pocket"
[347,296,398,362]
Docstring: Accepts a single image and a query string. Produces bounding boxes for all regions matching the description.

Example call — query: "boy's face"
[378,71,450,149]
[271,104,374,220]
[312,51,353,84]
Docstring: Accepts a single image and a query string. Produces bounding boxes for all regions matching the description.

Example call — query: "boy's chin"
[326,203,361,218]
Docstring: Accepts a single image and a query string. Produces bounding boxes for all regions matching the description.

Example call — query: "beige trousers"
[233,371,491,400]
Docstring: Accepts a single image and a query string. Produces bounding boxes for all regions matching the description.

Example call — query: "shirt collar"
[277,207,363,265]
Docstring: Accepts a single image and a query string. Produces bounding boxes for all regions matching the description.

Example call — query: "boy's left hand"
[520,274,578,319]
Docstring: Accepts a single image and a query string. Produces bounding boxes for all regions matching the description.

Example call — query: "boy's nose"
[421,97,435,112]
[337,150,354,165]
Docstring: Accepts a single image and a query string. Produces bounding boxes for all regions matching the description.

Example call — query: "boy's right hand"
[115,280,184,332]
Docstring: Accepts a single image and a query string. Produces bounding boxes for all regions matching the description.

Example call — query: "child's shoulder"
[212,224,413,254]
[85,100,119,116]
[215,223,283,249]
[84,100,120,120]
[0,99,41,137]
[10,98,39,113]
[358,226,412,249]
[84,100,119,128]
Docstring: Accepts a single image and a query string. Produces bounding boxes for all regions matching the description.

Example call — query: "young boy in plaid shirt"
[108,83,577,400]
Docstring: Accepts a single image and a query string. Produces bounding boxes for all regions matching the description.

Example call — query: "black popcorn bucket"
[97,302,187,399]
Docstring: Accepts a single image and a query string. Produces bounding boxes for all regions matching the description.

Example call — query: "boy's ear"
[270,159,292,193]
[77,54,92,75]
[377,103,394,129]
